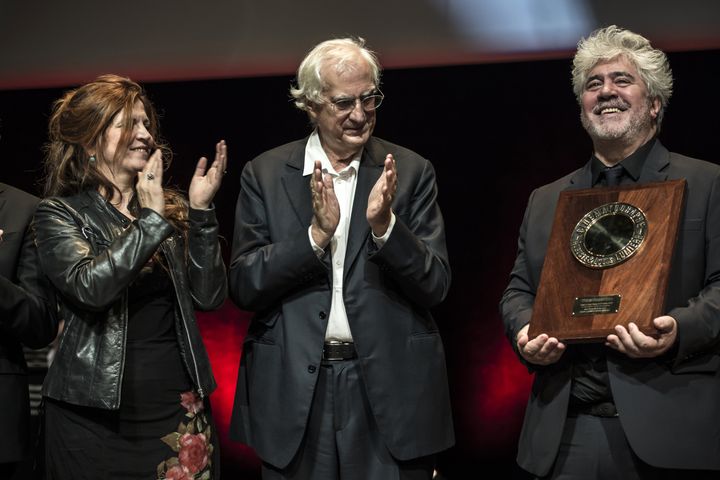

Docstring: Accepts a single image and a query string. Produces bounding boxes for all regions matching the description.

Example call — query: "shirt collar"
[590,137,656,186]
[303,130,362,177]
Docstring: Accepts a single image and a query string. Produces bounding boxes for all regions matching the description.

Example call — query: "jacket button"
[319,311,326,319]
[307,365,316,374]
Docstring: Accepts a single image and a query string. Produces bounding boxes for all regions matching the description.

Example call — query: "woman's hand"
[189,140,227,210]
[137,149,165,217]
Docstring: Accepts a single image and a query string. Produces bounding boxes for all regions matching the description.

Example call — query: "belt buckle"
[323,340,352,361]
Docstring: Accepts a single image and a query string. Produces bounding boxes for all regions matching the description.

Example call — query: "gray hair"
[290,37,381,112]
[572,25,673,127]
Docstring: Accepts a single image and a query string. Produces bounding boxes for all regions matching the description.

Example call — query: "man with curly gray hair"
[501,25,720,478]
[229,37,454,479]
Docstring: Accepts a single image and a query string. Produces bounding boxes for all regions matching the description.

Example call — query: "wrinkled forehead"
[588,54,640,78]
[321,56,375,92]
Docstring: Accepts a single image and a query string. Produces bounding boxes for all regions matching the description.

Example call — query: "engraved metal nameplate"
[572,295,621,316]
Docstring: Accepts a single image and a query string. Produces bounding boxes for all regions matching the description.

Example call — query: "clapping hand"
[189,140,228,210]
[367,154,397,236]
[310,160,340,249]
[137,149,166,217]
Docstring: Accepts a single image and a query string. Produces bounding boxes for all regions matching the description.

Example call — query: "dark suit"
[0,183,57,468]
[229,136,454,469]
[501,141,720,476]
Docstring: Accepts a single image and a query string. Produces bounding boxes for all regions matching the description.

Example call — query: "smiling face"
[98,99,154,185]
[580,56,660,146]
[308,53,377,163]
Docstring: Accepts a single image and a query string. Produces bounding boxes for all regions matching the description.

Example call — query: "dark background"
[1,49,718,478]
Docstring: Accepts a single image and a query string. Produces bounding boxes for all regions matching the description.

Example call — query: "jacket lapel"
[281,141,314,228]
[567,160,594,190]
[638,141,670,184]
[344,140,384,276]
[0,184,7,217]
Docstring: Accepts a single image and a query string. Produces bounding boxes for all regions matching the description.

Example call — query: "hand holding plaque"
[528,180,685,342]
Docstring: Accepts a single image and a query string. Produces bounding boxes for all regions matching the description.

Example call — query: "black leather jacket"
[34,190,226,409]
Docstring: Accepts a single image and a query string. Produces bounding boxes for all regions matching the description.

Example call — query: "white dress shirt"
[303,131,395,342]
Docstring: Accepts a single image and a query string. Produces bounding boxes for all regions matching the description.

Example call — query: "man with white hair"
[229,37,454,479]
[501,25,720,478]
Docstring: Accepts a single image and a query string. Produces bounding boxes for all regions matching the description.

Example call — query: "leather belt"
[569,401,618,418]
[322,341,357,361]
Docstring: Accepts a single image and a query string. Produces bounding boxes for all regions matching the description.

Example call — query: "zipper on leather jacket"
[161,239,205,398]
[116,292,129,406]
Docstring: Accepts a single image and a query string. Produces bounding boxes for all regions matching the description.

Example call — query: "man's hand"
[367,154,397,237]
[310,160,340,249]
[516,323,566,366]
[605,316,677,358]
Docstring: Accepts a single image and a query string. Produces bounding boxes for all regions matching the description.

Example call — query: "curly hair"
[572,25,673,127]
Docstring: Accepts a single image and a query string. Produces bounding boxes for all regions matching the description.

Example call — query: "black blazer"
[228,136,455,468]
[0,183,57,463]
[501,141,720,475]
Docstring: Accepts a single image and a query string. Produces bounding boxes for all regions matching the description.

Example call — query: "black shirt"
[569,137,656,406]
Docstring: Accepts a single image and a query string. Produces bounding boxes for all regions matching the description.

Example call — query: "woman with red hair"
[36,74,227,479]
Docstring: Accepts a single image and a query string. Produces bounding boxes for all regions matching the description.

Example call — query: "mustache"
[593,100,630,114]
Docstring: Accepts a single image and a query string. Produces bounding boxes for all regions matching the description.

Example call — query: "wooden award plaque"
[528,180,685,342]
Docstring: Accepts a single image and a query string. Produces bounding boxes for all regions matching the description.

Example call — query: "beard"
[581,98,655,142]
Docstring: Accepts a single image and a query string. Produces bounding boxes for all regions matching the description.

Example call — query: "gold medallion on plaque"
[569,202,648,269]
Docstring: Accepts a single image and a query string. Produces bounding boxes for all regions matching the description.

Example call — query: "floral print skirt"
[44,274,219,479]
[45,391,219,480]
[44,389,218,480]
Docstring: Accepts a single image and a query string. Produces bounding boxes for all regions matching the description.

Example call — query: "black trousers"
[262,358,434,480]
[0,459,38,480]
[543,414,717,479]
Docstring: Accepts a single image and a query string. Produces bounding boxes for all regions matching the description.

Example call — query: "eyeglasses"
[327,90,384,114]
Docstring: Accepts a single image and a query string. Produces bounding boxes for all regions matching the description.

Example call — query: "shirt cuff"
[371,211,396,248]
[308,226,325,258]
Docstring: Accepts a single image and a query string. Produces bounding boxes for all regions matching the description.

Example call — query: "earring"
[88,155,96,163]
